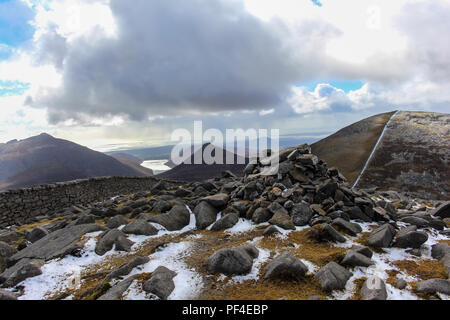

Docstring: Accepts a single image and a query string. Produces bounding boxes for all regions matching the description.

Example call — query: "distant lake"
[140,160,172,174]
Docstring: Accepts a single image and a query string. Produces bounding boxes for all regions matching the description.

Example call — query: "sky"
[0,0,449,151]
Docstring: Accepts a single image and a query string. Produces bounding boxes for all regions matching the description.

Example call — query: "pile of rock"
[0,143,449,300]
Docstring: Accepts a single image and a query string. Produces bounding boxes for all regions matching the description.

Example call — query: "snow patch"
[124,241,204,300]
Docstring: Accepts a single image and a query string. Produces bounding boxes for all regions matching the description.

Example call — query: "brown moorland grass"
[393,259,448,281]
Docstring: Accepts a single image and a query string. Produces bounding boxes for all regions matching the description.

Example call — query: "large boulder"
[252,208,273,224]
[143,266,177,300]
[25,227,49,243]
[341,250,375,267]
[96,256,150,292]
[97,275,138,300]
[314,262,352,292]
[151,200,172,213]
[207,245,259,275]
[9,224,105,264]
[366,224,396,248]
[106,215,129,229]
[263,252,308,280]
[0,242,17,259]
[399,216,429,228]
[393,231,428,249]
[0,289,17,300]
[269,212,295,230]
[267,202,289,216]
[361,276,387,300]
[114,235,135,252]
[210,212,239,231]
[122,220,158,236]
[431,201,450,219]
[431,243,450,260]
[347,206,372,222]
[0,258,44,287]
[111,256,149,279]
[308,224,346,243]
[148,205,191,231]
[331,218,362,236]
[200,194,230,208]
[193,201,218,230]
[95,229,128,256]
[74,214,97,226]
[0,231,21,245]
[291,203,313,226]
[415,279,450,295]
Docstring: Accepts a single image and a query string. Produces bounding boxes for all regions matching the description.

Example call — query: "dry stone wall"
[0,176,183,228]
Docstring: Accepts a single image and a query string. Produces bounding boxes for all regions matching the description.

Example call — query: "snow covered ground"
[5,204,449,300]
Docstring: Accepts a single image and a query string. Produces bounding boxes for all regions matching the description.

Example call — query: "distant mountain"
[109,153,154,176]
[157,143,249,181]
[312,111,450,200]
[105,136,323,161]
[0,133,153,191]
[107,145,175,161]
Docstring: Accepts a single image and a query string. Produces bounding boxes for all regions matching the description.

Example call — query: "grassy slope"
[311,112,395,184]
[358,111,450,200]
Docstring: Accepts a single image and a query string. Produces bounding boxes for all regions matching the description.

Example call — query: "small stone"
[395,279,407,290]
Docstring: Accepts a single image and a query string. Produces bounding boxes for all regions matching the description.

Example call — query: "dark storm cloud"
[35,0,310,123]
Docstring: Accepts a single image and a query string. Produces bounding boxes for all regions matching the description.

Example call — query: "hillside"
[356,111,450,200]
[109,153,154,176]
[311,111,450,200]
[0,133,153,191]
[311,112,395,184]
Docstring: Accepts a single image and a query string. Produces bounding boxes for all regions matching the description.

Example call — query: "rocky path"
[0,145,449,300]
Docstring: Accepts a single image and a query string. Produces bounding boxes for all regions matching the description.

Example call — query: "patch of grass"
[348,277,367,300]
[16,217,62,233]
[200,275,327,300]
[393,259,448,281]
[386,269,401,287]
[87,281,112,300]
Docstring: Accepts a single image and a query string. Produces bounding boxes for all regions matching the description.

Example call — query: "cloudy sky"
[1,0,449,151]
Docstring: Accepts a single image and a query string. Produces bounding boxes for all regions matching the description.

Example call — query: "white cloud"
[289,79,450,115]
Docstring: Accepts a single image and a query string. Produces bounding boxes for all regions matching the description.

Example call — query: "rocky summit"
[0,144,449,300]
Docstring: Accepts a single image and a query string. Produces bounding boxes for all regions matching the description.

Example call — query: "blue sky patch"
[0,80,31,96]
[0,0,35,48]
[300,79,365,93]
